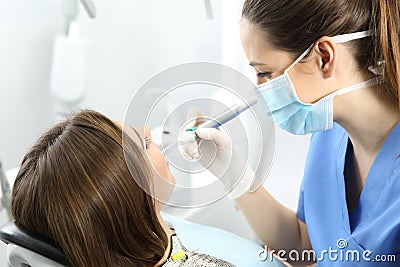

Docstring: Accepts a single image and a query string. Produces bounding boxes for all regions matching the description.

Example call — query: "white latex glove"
[179,114,254,199]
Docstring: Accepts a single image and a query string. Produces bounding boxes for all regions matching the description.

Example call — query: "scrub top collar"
[336,121,400,234]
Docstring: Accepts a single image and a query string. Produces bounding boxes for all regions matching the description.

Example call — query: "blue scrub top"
[297,122,400,266]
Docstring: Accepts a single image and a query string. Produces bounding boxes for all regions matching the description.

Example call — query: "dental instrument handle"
[163,98,257,151]
[195,98,257,129]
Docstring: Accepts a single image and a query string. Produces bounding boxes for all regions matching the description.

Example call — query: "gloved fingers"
[178,131,201,160]
[195,128,231,150]
[180,147,199,161]
[178,107,206,161]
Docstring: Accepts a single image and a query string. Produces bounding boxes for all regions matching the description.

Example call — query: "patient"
[11,109,235,267]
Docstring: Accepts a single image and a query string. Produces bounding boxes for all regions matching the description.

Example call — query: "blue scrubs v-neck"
[296,122,400,266]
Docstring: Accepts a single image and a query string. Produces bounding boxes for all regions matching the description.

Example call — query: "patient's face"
[115,121,175,206]
[140,125,175,186]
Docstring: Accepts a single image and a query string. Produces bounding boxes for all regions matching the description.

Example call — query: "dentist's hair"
[11,110,168,267]
[242,0,400,109]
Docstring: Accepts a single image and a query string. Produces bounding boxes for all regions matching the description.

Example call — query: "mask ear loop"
[284,45,313,73]
[330,30,385,78]
[284,30,373,74]
[331,30,372,43]
[318,77,383,101]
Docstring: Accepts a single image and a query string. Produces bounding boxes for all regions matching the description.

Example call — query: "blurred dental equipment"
[204,0,213,19]
[50,0,93,118]
[164,98,257,152]
[79,0,97,18]
[64,0,96,33]
[0,158,11,221]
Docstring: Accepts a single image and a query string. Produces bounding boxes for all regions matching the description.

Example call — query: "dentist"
[182,0,400,266]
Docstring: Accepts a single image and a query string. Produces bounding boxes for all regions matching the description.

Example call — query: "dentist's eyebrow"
[249,61,266,67]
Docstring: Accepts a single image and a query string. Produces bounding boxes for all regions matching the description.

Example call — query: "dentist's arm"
[235,185,313,265]
[180,128,313,265]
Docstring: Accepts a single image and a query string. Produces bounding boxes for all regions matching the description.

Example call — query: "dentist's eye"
[256,72,272,79]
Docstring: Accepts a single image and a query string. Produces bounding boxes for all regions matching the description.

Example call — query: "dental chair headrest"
[0,221,70,266]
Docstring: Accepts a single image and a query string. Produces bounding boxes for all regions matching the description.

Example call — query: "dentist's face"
[240,18,325,104]
[240,19,293,85]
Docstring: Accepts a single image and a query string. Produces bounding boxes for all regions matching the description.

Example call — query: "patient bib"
[161,234,234,266]
[161,212,285,267]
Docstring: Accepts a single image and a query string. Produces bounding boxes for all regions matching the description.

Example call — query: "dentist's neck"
[334,82,400,156]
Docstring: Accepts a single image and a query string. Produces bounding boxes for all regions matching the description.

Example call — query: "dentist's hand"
[179,113,254,199]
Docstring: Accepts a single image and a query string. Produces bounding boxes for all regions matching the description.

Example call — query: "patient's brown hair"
[11,110,168,266]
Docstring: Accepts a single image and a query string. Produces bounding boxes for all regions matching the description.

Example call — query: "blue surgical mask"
[256,30,381,135]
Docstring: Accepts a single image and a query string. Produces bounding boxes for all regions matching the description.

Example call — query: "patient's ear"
[314,37,337,79]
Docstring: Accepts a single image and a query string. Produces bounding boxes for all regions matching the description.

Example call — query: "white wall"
[76,0,222,119]
[0,0,222,171]
[0,0,65,171]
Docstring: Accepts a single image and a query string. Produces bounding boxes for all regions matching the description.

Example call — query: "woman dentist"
[182,0,400,266]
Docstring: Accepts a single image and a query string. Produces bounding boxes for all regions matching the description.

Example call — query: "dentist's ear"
[314,36,337,79]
